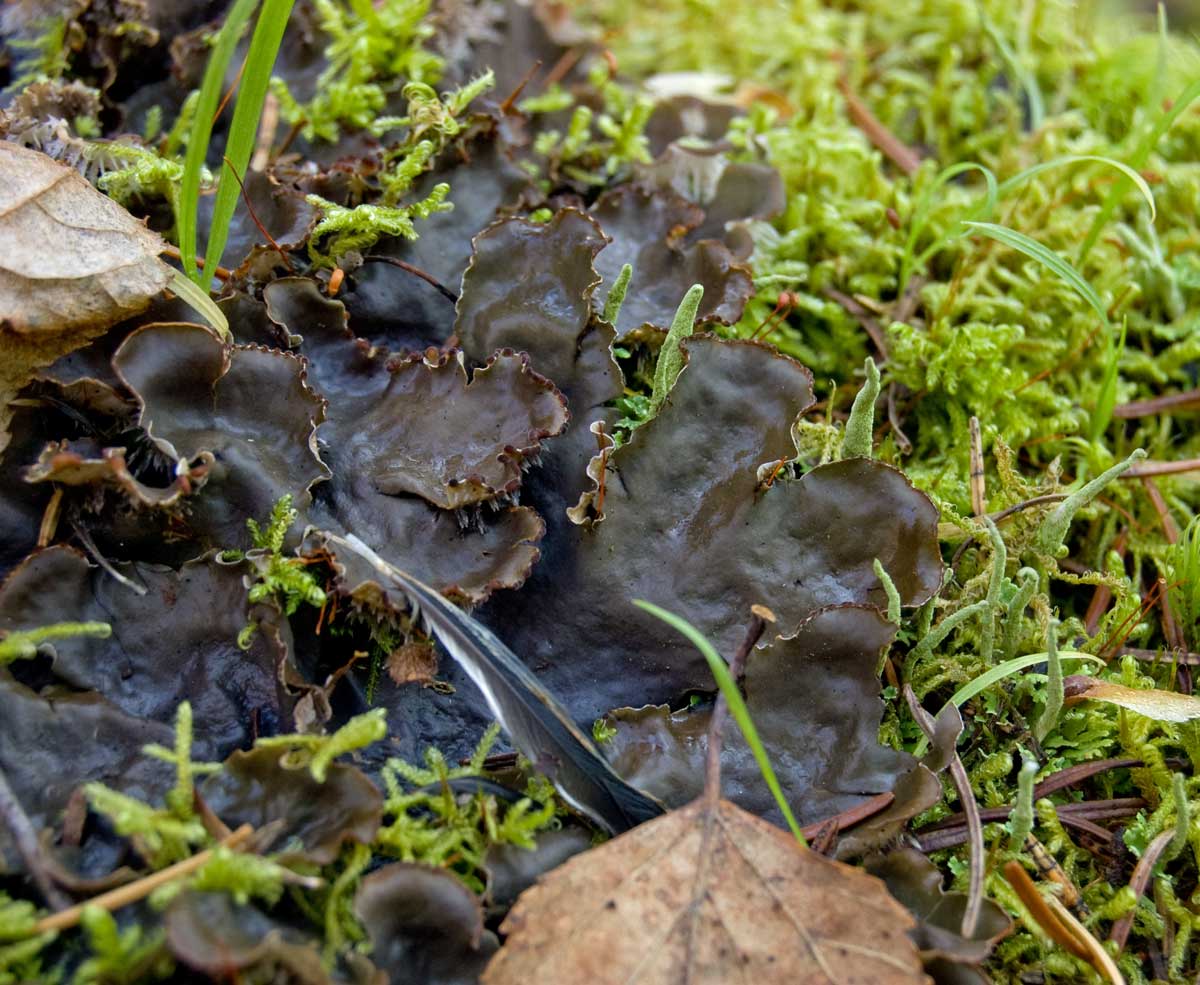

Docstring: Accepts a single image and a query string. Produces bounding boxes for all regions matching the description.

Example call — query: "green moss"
[229,495,327,647]
[270,0,443,144]
[373,723,561,893]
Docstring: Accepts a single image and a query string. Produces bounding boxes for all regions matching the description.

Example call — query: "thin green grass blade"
[911,650,1103,756]
[900,162,997,296]
[179,0,259,284]
[168,268,230,341]
[964,221,1108,326]
[200,0,296,288]
[1090,317,1128,443]
[1078,75,1200,265]
[633,600,807,846]
[997,155,1156,221]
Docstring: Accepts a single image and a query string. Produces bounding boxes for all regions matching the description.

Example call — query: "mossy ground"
[5,0,1200,981]
[574,0,1200,980]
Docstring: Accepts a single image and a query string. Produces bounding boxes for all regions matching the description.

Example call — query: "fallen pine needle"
[33,823,254,934]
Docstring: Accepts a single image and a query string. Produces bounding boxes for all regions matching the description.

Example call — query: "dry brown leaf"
[483,795,930,985]
[1065,675,1200,723]
[0,141,172,451]
[386,641,439,686]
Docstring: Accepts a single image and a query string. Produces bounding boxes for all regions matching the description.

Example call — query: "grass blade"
[1090,317,1128,443]
[633,599,807,846]
[964,221,1108,326]
[200,0,296,287]
[179,0,259,284]
[1077,76,1200,265]
[997,155,1156,221]
[899,161,997,297]
[168,268,230,341]
[911,650,1103,757]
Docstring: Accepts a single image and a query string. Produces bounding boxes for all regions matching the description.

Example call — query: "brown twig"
[0,766,71,911]
[33,824,255,934]
[1109,828,1174,953]
[703,606,774,801]
[1032,756,1145,799]
[1085,530,1127,636]
[1120,646,1200,666]
[1002,861,1092,960]
[1141,477,1180,544]
[886,384,912,454]
[1114,388,1200,419]
[362,254,459,303]
[835,75,922,176]
[161,245,232,282]
[798,791,895,843]
[968,416,985,517]
[905,687,981,937]
[1044,893,1124,983]
[919,797,1146,839]
[821,286,889,358]
[499,60,543,114]
[1123,457,1200,478]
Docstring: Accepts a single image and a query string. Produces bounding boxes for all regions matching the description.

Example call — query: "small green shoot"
[1033,620,1063,743]
[602,263,634,325]
[1008,753,1038,851]
[234,494,326,647]
[841,357,880,459]
[872,559,901,627]
[1034,449,1147,557]
[650,284,704,412]
[633,599,806,846]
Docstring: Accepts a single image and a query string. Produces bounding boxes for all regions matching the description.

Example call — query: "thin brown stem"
[968,415,985,517]
[1141,476,1180,543]
[499,60,542,114]
[221,156,294,272]
[1114,388,1200,419]
[821,286,889,358]
[33,824,254,934]
[1124,457,1200,478]
[161,245,232,282]
[1109,829,1174,953]
[835,76,922,176]
[362,254,459,303]
[798,791,894,844]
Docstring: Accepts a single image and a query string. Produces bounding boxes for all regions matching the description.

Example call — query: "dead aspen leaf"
[0,142,172,451]
[1065,675,1200,723]
[483,795,929,985]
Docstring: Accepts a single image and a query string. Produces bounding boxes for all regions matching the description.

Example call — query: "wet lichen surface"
[3,0,1200,982]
